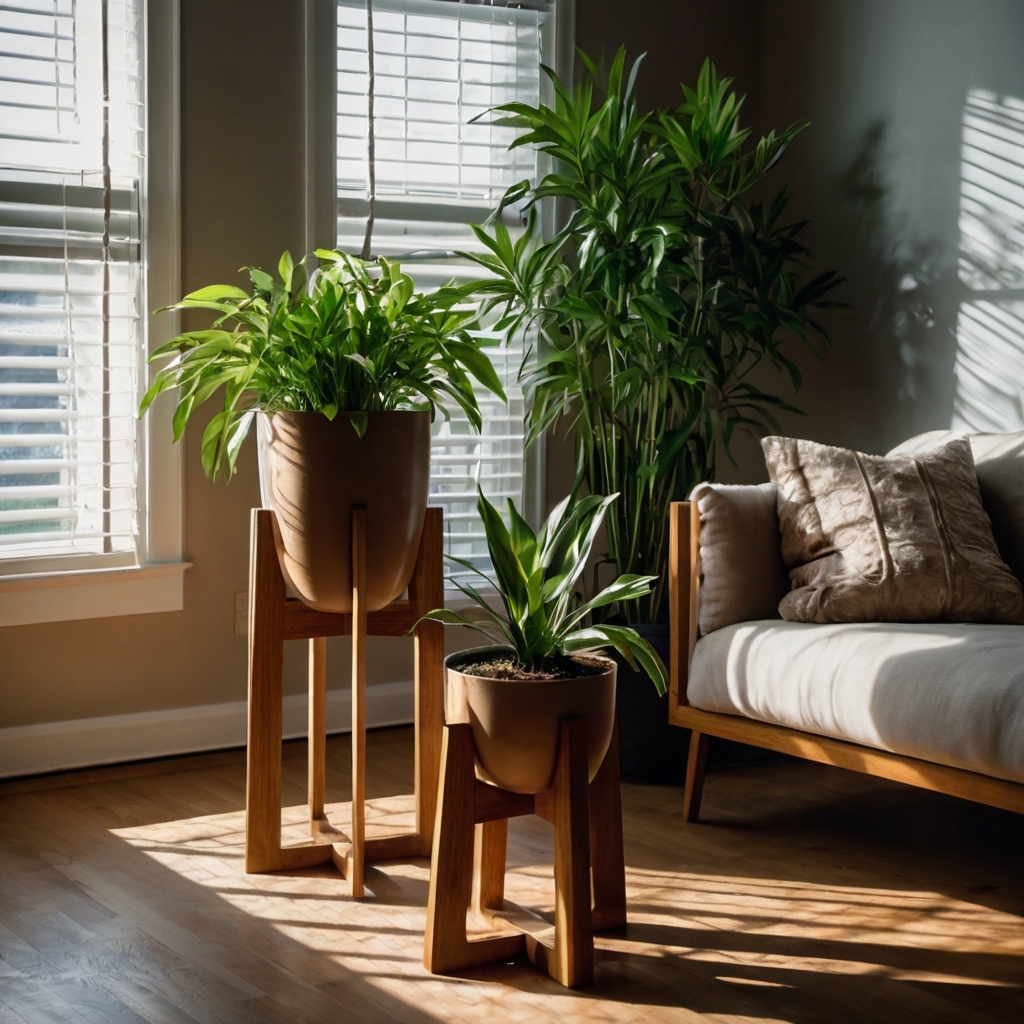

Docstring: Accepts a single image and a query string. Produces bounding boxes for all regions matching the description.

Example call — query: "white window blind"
[0,0,144,571]
[336,0,551,586]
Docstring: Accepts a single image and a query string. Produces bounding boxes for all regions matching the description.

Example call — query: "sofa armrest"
[669,501,701,714]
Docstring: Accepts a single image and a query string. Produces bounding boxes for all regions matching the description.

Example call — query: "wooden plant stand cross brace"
[245,506,445,897]
[424,716,627,989]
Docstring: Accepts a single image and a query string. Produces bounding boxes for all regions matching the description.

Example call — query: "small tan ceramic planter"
[444,646,617,795]
[257,409,431,613]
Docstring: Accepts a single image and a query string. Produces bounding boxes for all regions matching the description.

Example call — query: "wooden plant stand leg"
[473,819,508,917]
[308,636,328,833]
[245,509,288,874]
[536,717,594,988]
[309,635,345,850]
[589,717,627,931]
[409,508,445,856]
[349,507,367,897]
[424,725,525,973]
[683,729,710,823]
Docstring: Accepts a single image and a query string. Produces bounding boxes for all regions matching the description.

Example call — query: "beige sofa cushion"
[889,430,1024,584]
[689,620,1024,784]
[690,482,789,635]
[762,435,1024,624]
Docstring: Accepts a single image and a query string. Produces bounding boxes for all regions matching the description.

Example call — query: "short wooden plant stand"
[245,505,444,897]
[424,716,627,989]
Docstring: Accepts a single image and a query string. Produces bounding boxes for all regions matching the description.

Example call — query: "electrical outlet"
[234,591,248,636]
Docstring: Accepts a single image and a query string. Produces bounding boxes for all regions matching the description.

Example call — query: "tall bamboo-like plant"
[465,52,846,623]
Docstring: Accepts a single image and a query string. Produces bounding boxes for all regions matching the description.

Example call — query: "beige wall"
[575,0,760,119]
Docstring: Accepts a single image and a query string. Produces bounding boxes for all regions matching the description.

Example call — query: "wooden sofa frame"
[668,501,1024,821]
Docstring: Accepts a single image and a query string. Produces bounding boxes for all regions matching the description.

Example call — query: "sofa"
[668,430,1024,821]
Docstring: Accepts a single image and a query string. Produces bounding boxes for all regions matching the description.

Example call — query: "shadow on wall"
[838,121,949,419]
[953,88,1024,432]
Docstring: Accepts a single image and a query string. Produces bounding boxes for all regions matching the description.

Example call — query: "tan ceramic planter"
[444,646,617,795]
[257,409,430,613]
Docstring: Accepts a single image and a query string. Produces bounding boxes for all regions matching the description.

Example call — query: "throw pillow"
[762,435,1024,624]
[690,482,790,634]
[889,429,1024,585]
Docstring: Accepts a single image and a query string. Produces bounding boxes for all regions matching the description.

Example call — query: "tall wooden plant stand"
[423,716,627,989]
[245,506,445,897]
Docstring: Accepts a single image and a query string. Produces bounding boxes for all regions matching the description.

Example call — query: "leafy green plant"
[421,488,668,695]
[464,51,847,623]
[140,250,506,480]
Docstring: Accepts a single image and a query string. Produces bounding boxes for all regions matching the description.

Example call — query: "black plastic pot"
[613,624,690,783]
[613,622,780,784]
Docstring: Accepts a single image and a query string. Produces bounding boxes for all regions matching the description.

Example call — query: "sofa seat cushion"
[689,621,1024,784]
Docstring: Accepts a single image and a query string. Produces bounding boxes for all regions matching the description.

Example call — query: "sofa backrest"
[889,430,1024,583]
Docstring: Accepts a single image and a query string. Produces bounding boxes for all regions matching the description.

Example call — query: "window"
[0,0,184,626]
[336,0,555,586]
[0,0,144,574]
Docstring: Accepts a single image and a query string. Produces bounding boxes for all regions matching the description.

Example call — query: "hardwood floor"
[1,726,1022,1023]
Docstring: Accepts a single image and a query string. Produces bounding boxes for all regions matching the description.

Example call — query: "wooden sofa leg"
[682,730,710,823]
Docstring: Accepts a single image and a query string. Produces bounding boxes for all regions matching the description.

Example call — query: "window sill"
[0,562,192,628]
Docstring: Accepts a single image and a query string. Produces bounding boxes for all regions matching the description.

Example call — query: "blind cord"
[61,179,76,543]
[100,0,111,552]
[360,0,376,260]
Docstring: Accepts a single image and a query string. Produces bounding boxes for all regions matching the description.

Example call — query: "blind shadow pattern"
[953,88,1024,433]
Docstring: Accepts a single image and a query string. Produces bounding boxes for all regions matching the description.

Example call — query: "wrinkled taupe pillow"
[762,435,1024,624]
[690,482,789,634]
[889,429,1024,585]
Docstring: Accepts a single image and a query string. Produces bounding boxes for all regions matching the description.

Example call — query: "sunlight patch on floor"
[108,794,1024,1014]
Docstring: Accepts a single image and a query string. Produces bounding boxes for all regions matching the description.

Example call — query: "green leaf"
[443,341,507,401]
[278,251,294,293]
[248,268,274,292]
[562,574,657,631]
[181,284,251,303]
[564,625,667,696]
[170,394,194,442]
[414,608,508,647]
[200,409,231,479]
[347,411,368,438]
[476,488,529,618]
[507,500,538,575]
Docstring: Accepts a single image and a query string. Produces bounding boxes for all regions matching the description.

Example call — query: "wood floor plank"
[1,727,1022,1023]
[91,975,205,1024]
[0,975,99,1024]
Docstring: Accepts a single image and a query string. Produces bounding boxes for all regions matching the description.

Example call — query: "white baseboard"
[0,681,414,779]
